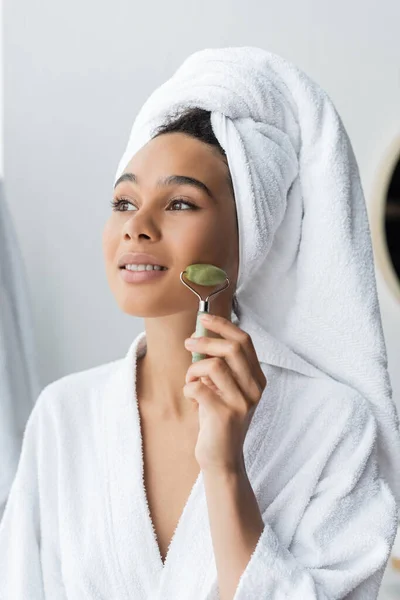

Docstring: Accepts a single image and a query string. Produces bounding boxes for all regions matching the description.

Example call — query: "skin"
[102,131,239,421]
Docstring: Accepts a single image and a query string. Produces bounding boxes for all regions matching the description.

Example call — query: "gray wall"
[4,0,400,409]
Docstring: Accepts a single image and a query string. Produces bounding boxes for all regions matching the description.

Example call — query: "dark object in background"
[385,160,400,283]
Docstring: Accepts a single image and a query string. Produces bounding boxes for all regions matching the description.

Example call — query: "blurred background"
[1,1,400,594]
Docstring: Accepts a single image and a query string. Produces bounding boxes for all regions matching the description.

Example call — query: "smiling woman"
[101,106,246,580]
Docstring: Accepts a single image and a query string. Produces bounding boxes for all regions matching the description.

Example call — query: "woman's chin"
[117,303,194,320]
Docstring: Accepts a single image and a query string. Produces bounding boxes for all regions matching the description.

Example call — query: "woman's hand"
[183,313,267,475]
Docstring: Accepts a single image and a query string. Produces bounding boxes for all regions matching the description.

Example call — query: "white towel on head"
[114,46,400,507]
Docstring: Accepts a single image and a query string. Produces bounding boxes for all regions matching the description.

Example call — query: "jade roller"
[180,263,230,362]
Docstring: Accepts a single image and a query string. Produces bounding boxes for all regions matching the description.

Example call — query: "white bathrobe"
[0,330,397,599]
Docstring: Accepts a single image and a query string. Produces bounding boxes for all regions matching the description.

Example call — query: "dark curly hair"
[151,107,239,319]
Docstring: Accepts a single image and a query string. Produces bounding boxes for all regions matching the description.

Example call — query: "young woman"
[1,47,399,600]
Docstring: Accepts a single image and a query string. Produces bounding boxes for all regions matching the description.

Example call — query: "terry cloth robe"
[0,329,398,599]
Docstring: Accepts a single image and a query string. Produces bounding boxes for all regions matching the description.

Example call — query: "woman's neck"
[137,307,231,421]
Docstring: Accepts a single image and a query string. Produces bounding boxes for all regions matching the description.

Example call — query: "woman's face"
[102,132,239,318]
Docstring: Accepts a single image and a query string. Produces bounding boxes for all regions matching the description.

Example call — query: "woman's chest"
[139,410,201,564]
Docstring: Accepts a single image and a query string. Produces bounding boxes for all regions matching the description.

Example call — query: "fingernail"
[185,338,196,347]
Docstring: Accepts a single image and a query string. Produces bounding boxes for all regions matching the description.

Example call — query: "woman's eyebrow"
[113,172,217,202]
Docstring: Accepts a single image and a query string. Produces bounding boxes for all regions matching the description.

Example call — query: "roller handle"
[191,310,210,362]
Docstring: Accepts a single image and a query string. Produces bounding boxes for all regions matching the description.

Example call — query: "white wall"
[4,0,400,409]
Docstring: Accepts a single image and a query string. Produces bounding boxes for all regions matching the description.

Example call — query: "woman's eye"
[168,199,198,211]
[109,198,133,211]
[109,198,198,212]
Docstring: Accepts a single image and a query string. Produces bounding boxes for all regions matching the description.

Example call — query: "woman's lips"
[119,267,168,283]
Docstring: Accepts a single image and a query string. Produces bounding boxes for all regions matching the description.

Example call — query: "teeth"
[125,264,166,271]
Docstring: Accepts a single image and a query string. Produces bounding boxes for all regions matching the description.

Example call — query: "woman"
[1,46,399,600]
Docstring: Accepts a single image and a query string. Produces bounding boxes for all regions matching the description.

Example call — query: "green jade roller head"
[180,264,230,362]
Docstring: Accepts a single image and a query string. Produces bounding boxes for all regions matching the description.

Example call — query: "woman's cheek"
[102,220,117,258]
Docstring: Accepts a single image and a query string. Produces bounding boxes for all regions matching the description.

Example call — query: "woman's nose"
[122,207,160,240]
